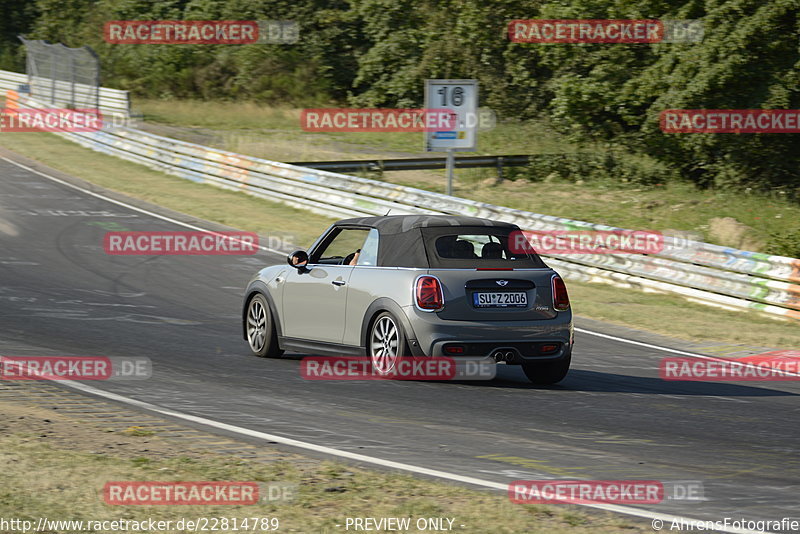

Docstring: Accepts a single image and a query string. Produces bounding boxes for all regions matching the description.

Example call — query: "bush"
[766,228,800,259]
[517,152,678,186]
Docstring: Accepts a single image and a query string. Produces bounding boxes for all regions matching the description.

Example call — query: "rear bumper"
[402,305,573,362]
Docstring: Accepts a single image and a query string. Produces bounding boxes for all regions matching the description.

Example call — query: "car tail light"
[443,344,465,355]
[416,275,444,311]
[540,344,559,354]
[551,275,570,312]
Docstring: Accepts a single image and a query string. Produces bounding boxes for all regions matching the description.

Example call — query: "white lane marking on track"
[0,156,776,534]
[575,328,800,378]
[59,379,765,534]
[0,157,285,255]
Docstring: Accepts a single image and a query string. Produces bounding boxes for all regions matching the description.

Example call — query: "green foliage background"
[0,0,798,195]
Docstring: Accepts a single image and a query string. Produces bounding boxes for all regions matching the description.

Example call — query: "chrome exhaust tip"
[493,351,515,363]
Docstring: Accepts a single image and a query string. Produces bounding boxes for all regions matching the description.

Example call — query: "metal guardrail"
[0,70,26,91]
[0,69,130,117]
[9,93,800,321]
[288,155,532,174]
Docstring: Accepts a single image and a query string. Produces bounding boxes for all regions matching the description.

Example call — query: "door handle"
[331,280,346,286]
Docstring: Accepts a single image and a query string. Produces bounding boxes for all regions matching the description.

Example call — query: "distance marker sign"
[424,79,478,152]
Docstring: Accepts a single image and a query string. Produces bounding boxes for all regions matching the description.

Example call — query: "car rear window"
[422,228,547,268]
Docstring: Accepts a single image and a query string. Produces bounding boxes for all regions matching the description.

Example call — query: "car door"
[281,227,370,344]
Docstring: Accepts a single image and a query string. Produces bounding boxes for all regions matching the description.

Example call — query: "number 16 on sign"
[424,79,478,195]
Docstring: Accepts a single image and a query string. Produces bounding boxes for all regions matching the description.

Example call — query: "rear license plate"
[472,292,527,308]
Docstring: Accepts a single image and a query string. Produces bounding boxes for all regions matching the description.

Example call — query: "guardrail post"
[69,54,75,108]
[496,156,504,185]
[49,56,56,106]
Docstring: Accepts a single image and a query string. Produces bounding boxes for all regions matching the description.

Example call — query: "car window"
[436,234,509,259]
[432,232,543,266]
[356,228,379,266]
[312,228,370,264]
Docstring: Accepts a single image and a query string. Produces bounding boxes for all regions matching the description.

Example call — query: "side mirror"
[287,250,309,272]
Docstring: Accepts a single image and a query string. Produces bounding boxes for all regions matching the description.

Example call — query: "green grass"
[385,171,799,251]
[137,100,580,157]
[134,99,800,253]
[0,400,650,534]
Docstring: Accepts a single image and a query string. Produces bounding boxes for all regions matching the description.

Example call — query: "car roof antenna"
[385,209,392,215]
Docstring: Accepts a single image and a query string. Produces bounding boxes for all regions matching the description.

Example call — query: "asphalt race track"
[0,154,797,532]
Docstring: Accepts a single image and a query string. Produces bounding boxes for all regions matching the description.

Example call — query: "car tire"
[246,294,283,358]
[521,355,571,385]
[368,311,409,376]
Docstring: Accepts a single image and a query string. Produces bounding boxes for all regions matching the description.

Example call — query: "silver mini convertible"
[242,215,573,384]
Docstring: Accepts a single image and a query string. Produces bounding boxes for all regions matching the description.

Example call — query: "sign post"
[424,79,478,196]
[445,149,455,195]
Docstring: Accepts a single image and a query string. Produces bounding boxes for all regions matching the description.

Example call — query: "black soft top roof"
[336,215,518,234]
[328,215,534,268]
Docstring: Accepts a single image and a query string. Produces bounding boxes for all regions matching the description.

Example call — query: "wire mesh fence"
[19,37,99,110]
